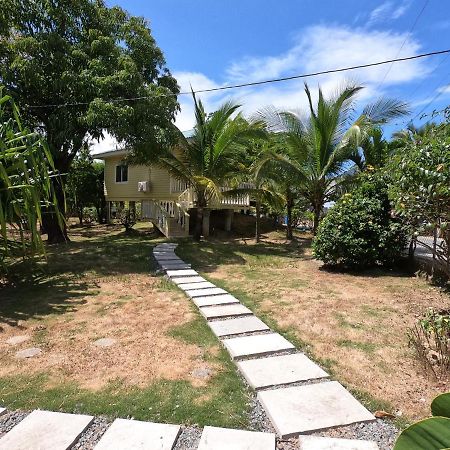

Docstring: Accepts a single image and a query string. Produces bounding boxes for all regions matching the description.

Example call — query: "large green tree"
[258,83,408,233]
[0,0,179,242]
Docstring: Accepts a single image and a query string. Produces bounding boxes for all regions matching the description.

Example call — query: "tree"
[147,94,266,241]
[0,87,60,271]
[257,83,409,234]
[349,127,391,170]
[0,0,179,242]
[66,146,105,224]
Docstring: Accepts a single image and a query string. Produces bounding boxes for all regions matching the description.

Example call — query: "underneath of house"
[96,148,253,238]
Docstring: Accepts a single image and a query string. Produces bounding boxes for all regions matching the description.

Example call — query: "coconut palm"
[151,93,266,240]
[350,127,390,170]
[257,82,409,234]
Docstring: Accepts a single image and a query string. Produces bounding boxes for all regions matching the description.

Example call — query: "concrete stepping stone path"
[208,316,269,337]
[0,408,5,416]
[153,243,378,444]
[6,335,30,345]
[223,333,295,359]
[236,353,328,389]
[258,381,375,438]
[199,303,252,319]
[198,426,275,450]
[15,347,42,359]
[298,435,379,449]
[94,418,180,450]
[94,338,116,348]
[0,410,93,450]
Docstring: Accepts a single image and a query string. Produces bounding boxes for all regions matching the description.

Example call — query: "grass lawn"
[177,230,450,423]
[0,223,249,427]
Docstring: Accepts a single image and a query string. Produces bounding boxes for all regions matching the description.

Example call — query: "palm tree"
[350,127,390,170]
[393,122,436,143]
[151,93,266,240]
[257,82,409,234]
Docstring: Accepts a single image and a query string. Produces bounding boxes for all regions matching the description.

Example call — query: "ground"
[0,223,249,427]
[177,230,450,423]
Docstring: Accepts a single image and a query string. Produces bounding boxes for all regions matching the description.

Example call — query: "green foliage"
[394,392,450,450]
[0,87,59,271]
[66,147,105,224]
[0,0,179,240]
[312,172,407,268]
[118,208,137,231]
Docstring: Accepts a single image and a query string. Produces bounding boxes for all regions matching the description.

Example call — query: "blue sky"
[96,0,450,150]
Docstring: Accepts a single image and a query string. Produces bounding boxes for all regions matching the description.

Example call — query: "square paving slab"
[237,353,328,389]
[185,287,227,298]
[223,333,295,359]
[208,316,269,337]
[198,426,275,450]
[160,263,191,270]
[193,294,240,307]
[167,269,198,277]
[0,410,94,450]
[94,418,180,450]
[177,281,216,290]
[258,381,375,438]
[200,304,252,319]
[154,255,183,261]
[298,436,378,449]
[172,276,207,285]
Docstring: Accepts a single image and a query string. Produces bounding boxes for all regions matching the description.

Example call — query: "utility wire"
[411,75,450,121]
[26,48,450,109]
[375,0,429,91]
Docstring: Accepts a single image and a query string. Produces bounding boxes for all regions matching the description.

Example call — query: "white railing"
[142,199,189,237]
[170,178,190,193]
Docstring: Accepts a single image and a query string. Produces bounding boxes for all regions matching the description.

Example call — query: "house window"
[115,165,128,183]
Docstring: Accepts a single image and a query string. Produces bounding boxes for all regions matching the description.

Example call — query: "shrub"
[118,208,137,232]
[312,173,407,268]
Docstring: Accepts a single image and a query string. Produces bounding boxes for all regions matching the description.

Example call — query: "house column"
[225,209,234,231]
[106,201,112,224]
[202,209,211,237]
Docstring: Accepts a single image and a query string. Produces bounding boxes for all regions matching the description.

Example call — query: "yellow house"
[96,148,251,237]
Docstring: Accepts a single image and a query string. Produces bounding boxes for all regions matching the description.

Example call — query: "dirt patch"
[0,274,219,390]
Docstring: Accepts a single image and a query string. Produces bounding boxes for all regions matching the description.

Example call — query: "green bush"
[312,172,407,268]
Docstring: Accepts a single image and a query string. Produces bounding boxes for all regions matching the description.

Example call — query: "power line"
[26,48,450,109]
[376,0,429,91]
[411,76,450,121]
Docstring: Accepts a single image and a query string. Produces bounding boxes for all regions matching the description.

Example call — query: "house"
[95,148,252,237]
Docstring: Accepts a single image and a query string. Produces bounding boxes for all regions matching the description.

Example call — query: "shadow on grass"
[0,225,164,327]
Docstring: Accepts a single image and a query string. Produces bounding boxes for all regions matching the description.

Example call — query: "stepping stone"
[153,250,176,255]
[166,269,198,277]
[172,276,207,285]
[160,263,191,269]
[200,304,252,319]
[94,418,180,450]
[237,353,329,389]
[193,294,240,307]
[15,347,41,359]
[208,316,269,337]
[94,338,116,347]
[257,381,375,438]
[223,333,295,359]
[6,335,30,345]
[0,408,5,416]
[185,287,227,298]
[177,281,216,290]
[298,436,379,449]
[0,410,93,450]
[154,255,182,261]
[198,426,275,450]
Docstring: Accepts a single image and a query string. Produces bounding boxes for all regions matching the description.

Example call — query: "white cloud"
[90,131,119,155]
[368,0,411,26]
[437,84,450,94]
[174,24,428,130]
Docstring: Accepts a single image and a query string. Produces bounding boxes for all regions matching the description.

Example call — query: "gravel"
[173,425,202,450]
[70,417,111,450]
[0,410,29,438]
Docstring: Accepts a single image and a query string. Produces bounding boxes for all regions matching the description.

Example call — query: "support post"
[202,209,211,237]
[225,209,233,232]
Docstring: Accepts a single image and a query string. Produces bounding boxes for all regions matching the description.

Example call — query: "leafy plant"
[312,172,407,268]
[408,308,450,379]
[394,392,450,450]
[118,208,136,232]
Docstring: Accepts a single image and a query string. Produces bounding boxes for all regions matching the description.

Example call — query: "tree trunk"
[313,204,322,235]
[41,176,68,243]
[193,207,203,242]
[286,189,294,240]
[255,200,261,243]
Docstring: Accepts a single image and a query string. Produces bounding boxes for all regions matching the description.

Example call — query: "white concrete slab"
[0,410,94,450]
[193,294,240,307]
[200,304,252,320]
[160,263,191,269]
[6,335,30,345]
[185,287,227,298]
[167,269,198,277]
[154,255,183,261]
[153,251,176,255]
[298,436,379,449]
[208,316,269,337]
[258,381,375,438]
[198,426,275,450]
[236,353,328,389]
[172,276,207,285]
[177,281,216,290]
[223,333,295,359]
[94,418,180,450]
[0,408,5,416]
